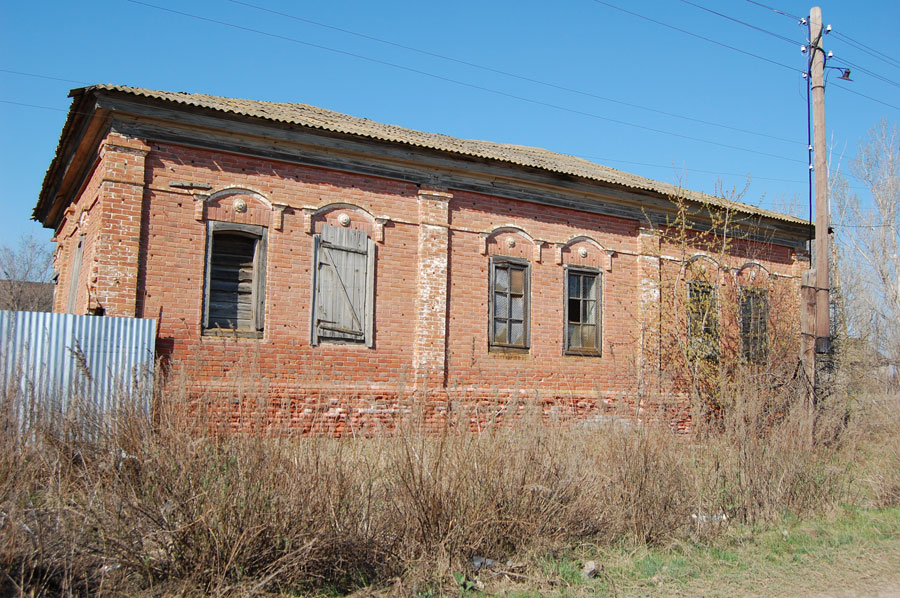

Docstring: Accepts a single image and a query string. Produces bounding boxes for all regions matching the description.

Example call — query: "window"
[740,288,769,363]
[311,224,375,347]
[66,234,85,314]
[489,257,530,350]
[203,222,267,336]
[565,267,601,355]
[687,281,719,361]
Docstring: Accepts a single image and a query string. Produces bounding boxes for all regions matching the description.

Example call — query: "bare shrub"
[845,393,900,509]
[1,360,882,596]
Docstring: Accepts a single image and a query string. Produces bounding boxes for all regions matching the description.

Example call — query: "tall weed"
[0,366,894,596]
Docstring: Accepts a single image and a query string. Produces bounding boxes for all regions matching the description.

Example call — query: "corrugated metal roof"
[68,85,808,226]
[0,310,157,424]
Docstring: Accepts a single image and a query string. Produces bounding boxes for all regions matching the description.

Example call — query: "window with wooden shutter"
[740,288,768,364]
[66,234,85,314]
[489,257,530,351]
[311,224,375,347]
[203,222,267,337]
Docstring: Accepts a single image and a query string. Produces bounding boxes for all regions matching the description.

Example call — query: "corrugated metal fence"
[0,310,157,420]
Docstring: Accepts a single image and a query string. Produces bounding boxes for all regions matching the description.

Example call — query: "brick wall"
[52,132,804,432]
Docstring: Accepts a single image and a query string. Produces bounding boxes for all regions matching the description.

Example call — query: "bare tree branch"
[0,234,54,312]
[832,119,900,378]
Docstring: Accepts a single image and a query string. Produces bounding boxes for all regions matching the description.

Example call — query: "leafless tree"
[832,119,899,384]
[0,233,54,312]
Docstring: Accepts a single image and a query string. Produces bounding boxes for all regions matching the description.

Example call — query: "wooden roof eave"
[35,87,813,247]
[34,91,113,229]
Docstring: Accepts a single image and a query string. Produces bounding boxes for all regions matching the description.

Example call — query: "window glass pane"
[568,298,580,322]
[581,325,596,349]
[740,289,768,362]
[688,281,718,359]
[494,292,509,318]
[494,267,509,292]
[582,275,596,299]
[510,268,525,294]
[583,300,595,324]
[567,324,577,349]
[568,273,580,299]
[493,320,508,344]
[509,322,524,345]
[511,296,524,319]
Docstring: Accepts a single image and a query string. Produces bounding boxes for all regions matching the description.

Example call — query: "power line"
[831,82,900,112]
[833,223,895,228]
[834,57,900,90]
[123,0,807,164]
[0,94,808,183]
[579,155,868,191]
[677,0,797,45]
[831,31,900,71]
[4,97,827,198]
[743,0,801,22]
[1,98,865,190]
[0,99,67,112]
[2,66,811,167]
[227,0,801,146]
[0,69,88,85]
[577,154,810,183]
[591,0,800,73]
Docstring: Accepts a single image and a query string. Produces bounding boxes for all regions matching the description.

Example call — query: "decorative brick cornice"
[100,134,150,157]
[272,203,288,231]
[416,188,453,201]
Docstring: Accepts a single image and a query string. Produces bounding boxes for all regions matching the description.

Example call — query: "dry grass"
[0,368,896,597]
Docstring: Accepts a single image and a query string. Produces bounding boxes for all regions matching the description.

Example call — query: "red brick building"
[35,85,811,431]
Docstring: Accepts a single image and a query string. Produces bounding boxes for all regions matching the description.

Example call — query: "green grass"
[481,505,900,597]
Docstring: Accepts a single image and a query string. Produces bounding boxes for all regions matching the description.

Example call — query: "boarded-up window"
[687,281,719,361]
[489,257,530,350]
[311,224,375,347]
[203,222,267,335]
[740,288,768,364]
[566,267,601,355]
[66,234,85,314]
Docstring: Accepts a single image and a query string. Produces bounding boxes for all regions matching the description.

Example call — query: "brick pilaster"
[638,226,662,395]
[413,188,452,390]
[94,134,150,317]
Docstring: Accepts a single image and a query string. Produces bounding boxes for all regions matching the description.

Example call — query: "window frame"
[203,221,267,338]
[686,280,720,362]
[740,287,769,364]
[310,224,376,348]
[488,256,531,352]
[564,265,602,356]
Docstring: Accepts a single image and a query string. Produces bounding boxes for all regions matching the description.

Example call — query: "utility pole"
[801,6,832,402]
[810,6,831,361]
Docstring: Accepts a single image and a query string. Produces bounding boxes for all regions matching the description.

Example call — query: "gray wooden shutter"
[66,234,84,314]
[254,231,267,332]
[204,222,266,333]
[313,225,373,346]
[365,236,375,348]
[208,234,256,329]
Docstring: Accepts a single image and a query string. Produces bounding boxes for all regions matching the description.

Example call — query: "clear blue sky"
[1,0,897,247]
